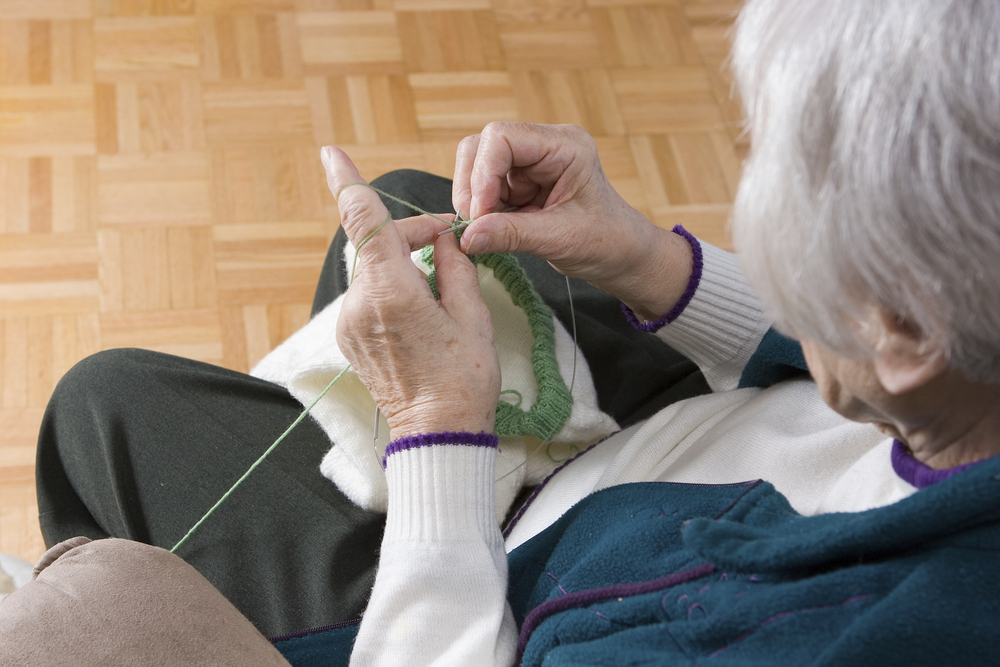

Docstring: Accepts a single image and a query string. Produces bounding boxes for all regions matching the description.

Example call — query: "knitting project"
[252,242,618,521]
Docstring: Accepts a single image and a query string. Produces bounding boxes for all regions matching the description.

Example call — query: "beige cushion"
[0,537,291,667]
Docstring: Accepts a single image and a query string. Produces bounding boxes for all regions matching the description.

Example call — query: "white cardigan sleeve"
[654,240,773,393]
[349,438,517,667]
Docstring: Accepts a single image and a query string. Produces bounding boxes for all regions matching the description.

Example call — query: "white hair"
[730,0,1000,383]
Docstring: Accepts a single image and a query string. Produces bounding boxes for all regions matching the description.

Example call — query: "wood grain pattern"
[0,0,743,564]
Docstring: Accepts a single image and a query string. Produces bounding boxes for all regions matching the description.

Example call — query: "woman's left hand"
[322,146,501,438]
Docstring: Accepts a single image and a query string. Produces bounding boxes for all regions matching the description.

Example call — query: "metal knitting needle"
[438,222,470,235]
[438,212,469,235]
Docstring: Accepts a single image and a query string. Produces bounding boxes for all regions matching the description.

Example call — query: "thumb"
[459,208,559,258]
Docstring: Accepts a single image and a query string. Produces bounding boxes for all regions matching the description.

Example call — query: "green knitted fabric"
[418,246,573,441]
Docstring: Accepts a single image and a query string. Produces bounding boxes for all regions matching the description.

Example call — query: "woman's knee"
[49,349,152,406]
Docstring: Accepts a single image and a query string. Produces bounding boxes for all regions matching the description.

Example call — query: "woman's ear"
[871,310,948,395]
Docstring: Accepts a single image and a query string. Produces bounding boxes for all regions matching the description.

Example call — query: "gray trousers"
[35,170,708,638]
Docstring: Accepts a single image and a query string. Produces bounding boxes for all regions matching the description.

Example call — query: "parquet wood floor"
[0,0,743,563]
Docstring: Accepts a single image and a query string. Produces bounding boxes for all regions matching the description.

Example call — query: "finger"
[320,146,400,260]
[469,123,517,221]
[396,214,452,251]
[469,122,569,220]
[433,231,491,326]
[452,133,481,221]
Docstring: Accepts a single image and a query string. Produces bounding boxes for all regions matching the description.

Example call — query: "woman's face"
[798,337,905,440]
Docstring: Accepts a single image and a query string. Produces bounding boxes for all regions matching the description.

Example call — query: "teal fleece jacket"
[503,329,999,665]
[274,330,1000,665]
[507,457,1000,665]
[277,453,1000,666]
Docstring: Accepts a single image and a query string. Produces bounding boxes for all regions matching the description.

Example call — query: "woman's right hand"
[452,122,694,322]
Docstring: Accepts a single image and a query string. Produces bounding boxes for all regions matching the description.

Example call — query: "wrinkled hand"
[453,122,693,322]
[322,146,501,438]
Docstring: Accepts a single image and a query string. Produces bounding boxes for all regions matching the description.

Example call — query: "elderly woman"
[337,0,1000,664]
[3,0,1000,664]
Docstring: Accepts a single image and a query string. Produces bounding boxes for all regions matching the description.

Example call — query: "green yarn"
[418,247,574,442]
[420,245,440,299]
[351,214,391,283]
[499,390,523,409]
[170,365,351,554]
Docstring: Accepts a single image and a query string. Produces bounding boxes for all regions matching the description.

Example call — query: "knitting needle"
[438,212,469,236]
[438,205,521,235]
[438,222,470,235]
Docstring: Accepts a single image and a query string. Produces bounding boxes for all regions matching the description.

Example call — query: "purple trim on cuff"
[621,225,703,333]
[890,439,985,489]
[382,431,498,469]
[515,562,716,663]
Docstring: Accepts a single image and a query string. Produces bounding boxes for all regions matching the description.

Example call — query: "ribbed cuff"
[654,241,772,391]
[622,225,703,333]
[383,431,498,469]
[383,436,501,543]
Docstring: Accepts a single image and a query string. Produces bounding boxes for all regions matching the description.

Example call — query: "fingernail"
[320,146,334,168]
[465,232,488,255]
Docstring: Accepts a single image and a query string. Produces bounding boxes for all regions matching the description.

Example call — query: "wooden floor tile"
[613,67,724,133]
[397,10,504,72]
[513,69,623,135]
[0,85,95,156]
[392,0,490,10]
[94,16,201,78]
[0,19,94,85]
[499,16,605,71]
[409,71,519,139]
[211,146,326,223]
[100,308,224,362]
[97,77,206,153]
[0,233,99,318]
[0,1,93,20]
[96,0,197,16]
[98,152,212,225]
[202,79,313,146]
[200,12,302,80]
[213,220,329,306]
[297,11,403,75]
[309,74,418,145]
[593,5,700,67]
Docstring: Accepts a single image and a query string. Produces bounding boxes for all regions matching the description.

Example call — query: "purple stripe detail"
[268,617,361,644]
[622,225,703,333]
[515,562,716,662]
[382,431,498,469]
[502,433,617,539]
[705,594,873,659]
[712,479,765,520]
[890,439,985,489]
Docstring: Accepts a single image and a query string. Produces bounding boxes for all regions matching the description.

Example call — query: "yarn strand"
[170,366,351,554]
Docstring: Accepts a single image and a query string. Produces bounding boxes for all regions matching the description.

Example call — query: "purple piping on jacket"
[890,439,987,489]
[515,562,716,662]
[382,431,498,469]
[622,225,703,333]
[268,617,361,644]
[712,479,765,520]
[502,433,617,539]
